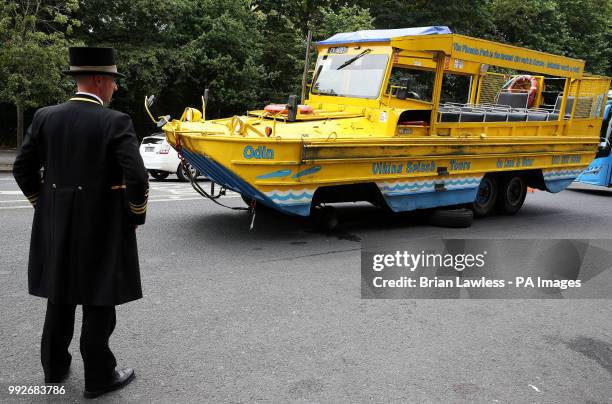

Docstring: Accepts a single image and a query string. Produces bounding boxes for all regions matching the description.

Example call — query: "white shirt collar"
[75,91,104,106]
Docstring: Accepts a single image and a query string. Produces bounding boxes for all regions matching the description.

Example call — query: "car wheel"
[149,170,169,180]
[497,174,527,215]
[177,162,199,181]
[471,174,498,217]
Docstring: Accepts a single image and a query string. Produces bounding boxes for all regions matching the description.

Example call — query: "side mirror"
[201,88,209,121]
[157,115,171,128]
[145,95,156,108]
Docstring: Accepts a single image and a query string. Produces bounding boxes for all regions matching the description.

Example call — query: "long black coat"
[13,94,149,305]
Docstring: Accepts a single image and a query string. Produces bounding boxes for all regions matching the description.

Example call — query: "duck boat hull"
[166,127,594,216]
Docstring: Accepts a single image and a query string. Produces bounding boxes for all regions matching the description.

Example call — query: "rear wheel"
[497,174,527,215]
[472,174,498,217]
[177,162,199,181]
[149,170,169,180]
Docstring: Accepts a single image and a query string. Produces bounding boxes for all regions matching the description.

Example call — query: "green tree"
[356,0,494,38]
[489,0,569,56]
[75,0,272,125]
[556,0,612,76]
[256,3,374,102]
[255,0,332,35]
[313,5,374,41]
[169,0,271,117]
[0,0,81,147]
[74,0,185,128]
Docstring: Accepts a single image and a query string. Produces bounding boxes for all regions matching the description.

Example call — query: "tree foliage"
[556,0,612,76]
[0,0,82,146]
[1,0,611,146]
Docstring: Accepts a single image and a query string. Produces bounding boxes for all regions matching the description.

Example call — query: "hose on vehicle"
[174,133,252,214]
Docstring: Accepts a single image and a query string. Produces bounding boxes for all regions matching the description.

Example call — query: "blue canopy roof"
[318,26,452,46]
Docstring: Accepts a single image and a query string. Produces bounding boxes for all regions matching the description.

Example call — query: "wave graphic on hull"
[378,176,482,196]
[264,189,316,205]
[543,169,584,180]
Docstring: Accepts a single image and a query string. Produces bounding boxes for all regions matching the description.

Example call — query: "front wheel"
[497,174,527,215]
[176,162,199,182]
[241,194,255,207]
[312,205,339,231]
[472,174,498,217]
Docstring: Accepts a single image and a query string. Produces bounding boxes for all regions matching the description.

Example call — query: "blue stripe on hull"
[181,150,312,216]
[383,188,479,212]
[544,178,575,193]
[274,203,312,216]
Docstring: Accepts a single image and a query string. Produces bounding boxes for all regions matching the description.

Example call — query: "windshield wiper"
[314,89,337,96]
[336,49,372,70]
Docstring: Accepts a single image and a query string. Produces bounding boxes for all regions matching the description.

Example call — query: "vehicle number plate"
[145,147,154,152]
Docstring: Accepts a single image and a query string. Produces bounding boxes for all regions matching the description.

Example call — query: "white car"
[139,133,200,181]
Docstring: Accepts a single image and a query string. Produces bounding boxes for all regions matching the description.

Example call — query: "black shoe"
[83,368,135,399]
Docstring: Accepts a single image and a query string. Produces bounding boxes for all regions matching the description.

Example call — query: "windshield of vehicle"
[311,53,389,99]
[142,136,165,145]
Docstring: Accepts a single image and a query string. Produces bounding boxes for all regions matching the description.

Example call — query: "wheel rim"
[506,177,524,206]
[476,178,493,206]
[182,163,197,178]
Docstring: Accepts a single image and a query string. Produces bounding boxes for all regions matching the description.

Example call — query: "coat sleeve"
[109,113,149,225]
[13,110,43,207]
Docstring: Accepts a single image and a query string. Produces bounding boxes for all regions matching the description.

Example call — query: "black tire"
[149,170,169,180]
[176,162,199,182]
[312,206,339,231]
[497,174,527,215]
[428,208,474,228]
[471,174,498,217]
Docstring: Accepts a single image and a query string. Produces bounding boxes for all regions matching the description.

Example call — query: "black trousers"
[41,300,117,386]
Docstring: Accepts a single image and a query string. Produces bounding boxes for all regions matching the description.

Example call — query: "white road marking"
[0,180,242,210]
[528,384,541,392]
[148,196,242,203]
[0,195,243,210]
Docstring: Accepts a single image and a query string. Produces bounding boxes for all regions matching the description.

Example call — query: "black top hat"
[62,47,126,78]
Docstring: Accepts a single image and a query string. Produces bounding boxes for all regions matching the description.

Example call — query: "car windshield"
[142,136,164,145]
[311,53,389,99]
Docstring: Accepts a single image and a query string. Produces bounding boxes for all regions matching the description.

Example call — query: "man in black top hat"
[13,46,149,398]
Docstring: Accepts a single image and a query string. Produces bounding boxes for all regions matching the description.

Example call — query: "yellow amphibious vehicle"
[156,26,610,218]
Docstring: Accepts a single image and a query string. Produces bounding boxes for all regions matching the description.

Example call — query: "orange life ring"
[507,75,538,108]
[264,104,314,115]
